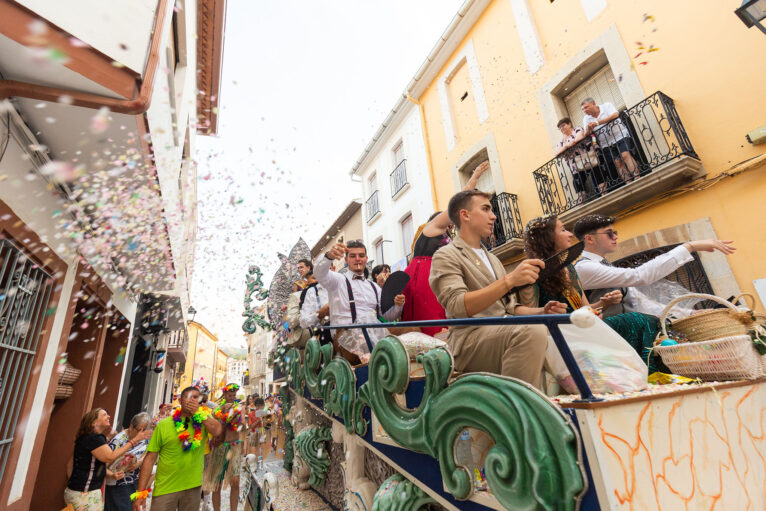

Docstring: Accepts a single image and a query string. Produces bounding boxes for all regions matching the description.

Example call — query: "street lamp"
[735,0,766,35]
[188,305,197,322]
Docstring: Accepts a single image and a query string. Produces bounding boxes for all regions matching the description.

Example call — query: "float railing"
[322,314,601,402]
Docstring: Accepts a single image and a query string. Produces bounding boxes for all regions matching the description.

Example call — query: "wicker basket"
[58,363,82,385]
[55,384,73,400]
[653,335,762,381]
[660,293,751,343]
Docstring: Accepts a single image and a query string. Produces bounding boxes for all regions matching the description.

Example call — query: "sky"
[191,1,465,349]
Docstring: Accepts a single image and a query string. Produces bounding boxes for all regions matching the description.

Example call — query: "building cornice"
[188,320,219,342]
[348,0,491,177]
[196,0,227,135]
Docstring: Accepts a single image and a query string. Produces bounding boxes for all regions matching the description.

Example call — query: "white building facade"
[0,0,224,508]
[227,358,247,388]
[351,98,435,270]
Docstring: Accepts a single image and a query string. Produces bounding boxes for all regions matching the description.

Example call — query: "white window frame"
[400,213,414,260]
[437,39,489,152]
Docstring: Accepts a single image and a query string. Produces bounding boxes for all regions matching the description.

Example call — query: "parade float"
[242,244,766,511]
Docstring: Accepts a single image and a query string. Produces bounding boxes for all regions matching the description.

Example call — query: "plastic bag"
[335,310,389,363]
[631,279,701,319]
[546,316,648,394]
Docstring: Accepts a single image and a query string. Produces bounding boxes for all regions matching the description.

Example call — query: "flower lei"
[172,406,210,450]
[214,400,242,431]
[130,489,151,501]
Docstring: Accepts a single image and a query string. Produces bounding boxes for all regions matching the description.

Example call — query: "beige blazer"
[429,236,518,357]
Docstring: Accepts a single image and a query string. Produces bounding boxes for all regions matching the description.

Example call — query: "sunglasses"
[591,229,618,239]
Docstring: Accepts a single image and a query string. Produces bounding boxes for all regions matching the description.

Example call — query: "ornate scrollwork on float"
[242,265,270,334]
[371,474,434,511]
[353,336,586,511]
[279,385,295,472]
[286,335,585,510]
[294,426,332,487]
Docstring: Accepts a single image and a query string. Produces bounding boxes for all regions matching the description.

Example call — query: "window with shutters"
[562,65,626,129]
[400,214,414,260]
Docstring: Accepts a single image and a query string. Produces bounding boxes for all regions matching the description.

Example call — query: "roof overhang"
[196,0,227,135]
[310,201,362,257]
[348,0,491,176]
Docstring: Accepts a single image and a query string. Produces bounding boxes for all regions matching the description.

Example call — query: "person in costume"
[293,258,314,292]
[132,386,222,511]
[203,383,244,511]
[402,160,489,336]
[65,408,151,511]
[517,215,663,370]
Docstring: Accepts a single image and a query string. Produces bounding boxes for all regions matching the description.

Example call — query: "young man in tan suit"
[429,190,564,387]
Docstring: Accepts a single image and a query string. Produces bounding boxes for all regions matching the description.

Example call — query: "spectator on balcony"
[402,161,489,336]
[315,239,405,364]
[371,264,391,287]
[555,117,599,201]
[581,98,640,184]
[429,190,549,386]
[517,215,661,368]
[292,259,314,292]
[573,214,736,317]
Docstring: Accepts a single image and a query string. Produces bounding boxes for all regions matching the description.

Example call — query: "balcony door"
[563,65,626,129]
[458,148,494,194]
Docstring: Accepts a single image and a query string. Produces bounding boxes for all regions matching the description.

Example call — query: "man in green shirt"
[133,386,223,511]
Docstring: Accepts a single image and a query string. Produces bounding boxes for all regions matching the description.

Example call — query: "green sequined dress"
[522,265,663,372]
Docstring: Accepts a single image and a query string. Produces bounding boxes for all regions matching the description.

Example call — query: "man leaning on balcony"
[429,190,556,387]
[581,97,640,184]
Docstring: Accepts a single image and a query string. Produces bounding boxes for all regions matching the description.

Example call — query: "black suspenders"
[344,277,382,322]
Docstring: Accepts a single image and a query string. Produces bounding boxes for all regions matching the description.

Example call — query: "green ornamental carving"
[286,347,304,393]
[353,336,585,511]
[301,338,356,433]
[294,426,332,487]
[279,386,295,472]
[242,265,270,334]
[371,474,435,511]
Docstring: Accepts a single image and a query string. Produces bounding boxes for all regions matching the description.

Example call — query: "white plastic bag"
[546,316,648,394]
[631,279,701,319]
[335,310,388,363]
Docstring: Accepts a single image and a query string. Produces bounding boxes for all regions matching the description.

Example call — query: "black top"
[413,233,450,258]
[67,433,107,492]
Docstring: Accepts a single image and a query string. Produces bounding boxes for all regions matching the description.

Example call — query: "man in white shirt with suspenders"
[315,239,404,363]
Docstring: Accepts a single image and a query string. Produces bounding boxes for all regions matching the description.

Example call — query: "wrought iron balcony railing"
[487,192,523,249]
[365,190,380,221]
[534,91,699,216]
[389,159,408,197]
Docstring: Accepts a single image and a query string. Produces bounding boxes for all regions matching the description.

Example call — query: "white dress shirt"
[299,283,329,329]
[576,246,694,311]
[314,255,403,337]
[582,102,631,147]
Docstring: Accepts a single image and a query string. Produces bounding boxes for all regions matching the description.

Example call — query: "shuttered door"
[564,66,626,129]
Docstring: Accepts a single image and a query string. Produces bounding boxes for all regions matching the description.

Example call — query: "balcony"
[366,190,381,223]
[533,91,704,225]
[486,192,525,259]
[389,159,409,198]
[166,329,188,365]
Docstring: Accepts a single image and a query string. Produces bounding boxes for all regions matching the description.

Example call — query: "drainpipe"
[0,0,171,114]
[407,95,440,211]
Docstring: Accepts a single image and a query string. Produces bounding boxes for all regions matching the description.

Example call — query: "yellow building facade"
[408,0,765,307]
[214,347,229,397]
[178,320,219,394]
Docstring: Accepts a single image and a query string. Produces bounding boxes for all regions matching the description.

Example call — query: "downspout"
[407,95,440,211]
[0,0,171,114]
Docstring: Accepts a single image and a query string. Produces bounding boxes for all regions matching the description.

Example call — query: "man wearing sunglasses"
[573,214,735,318]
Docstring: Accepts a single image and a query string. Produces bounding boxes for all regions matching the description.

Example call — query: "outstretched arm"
[423,161,490,237]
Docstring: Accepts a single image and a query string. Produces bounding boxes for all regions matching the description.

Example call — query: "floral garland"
[214,400,242,431]
[172,406,210,450]
[130,489,151,501]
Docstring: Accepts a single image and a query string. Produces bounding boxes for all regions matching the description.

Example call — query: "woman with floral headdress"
[518,215,662,370]
[401,161,490,335]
